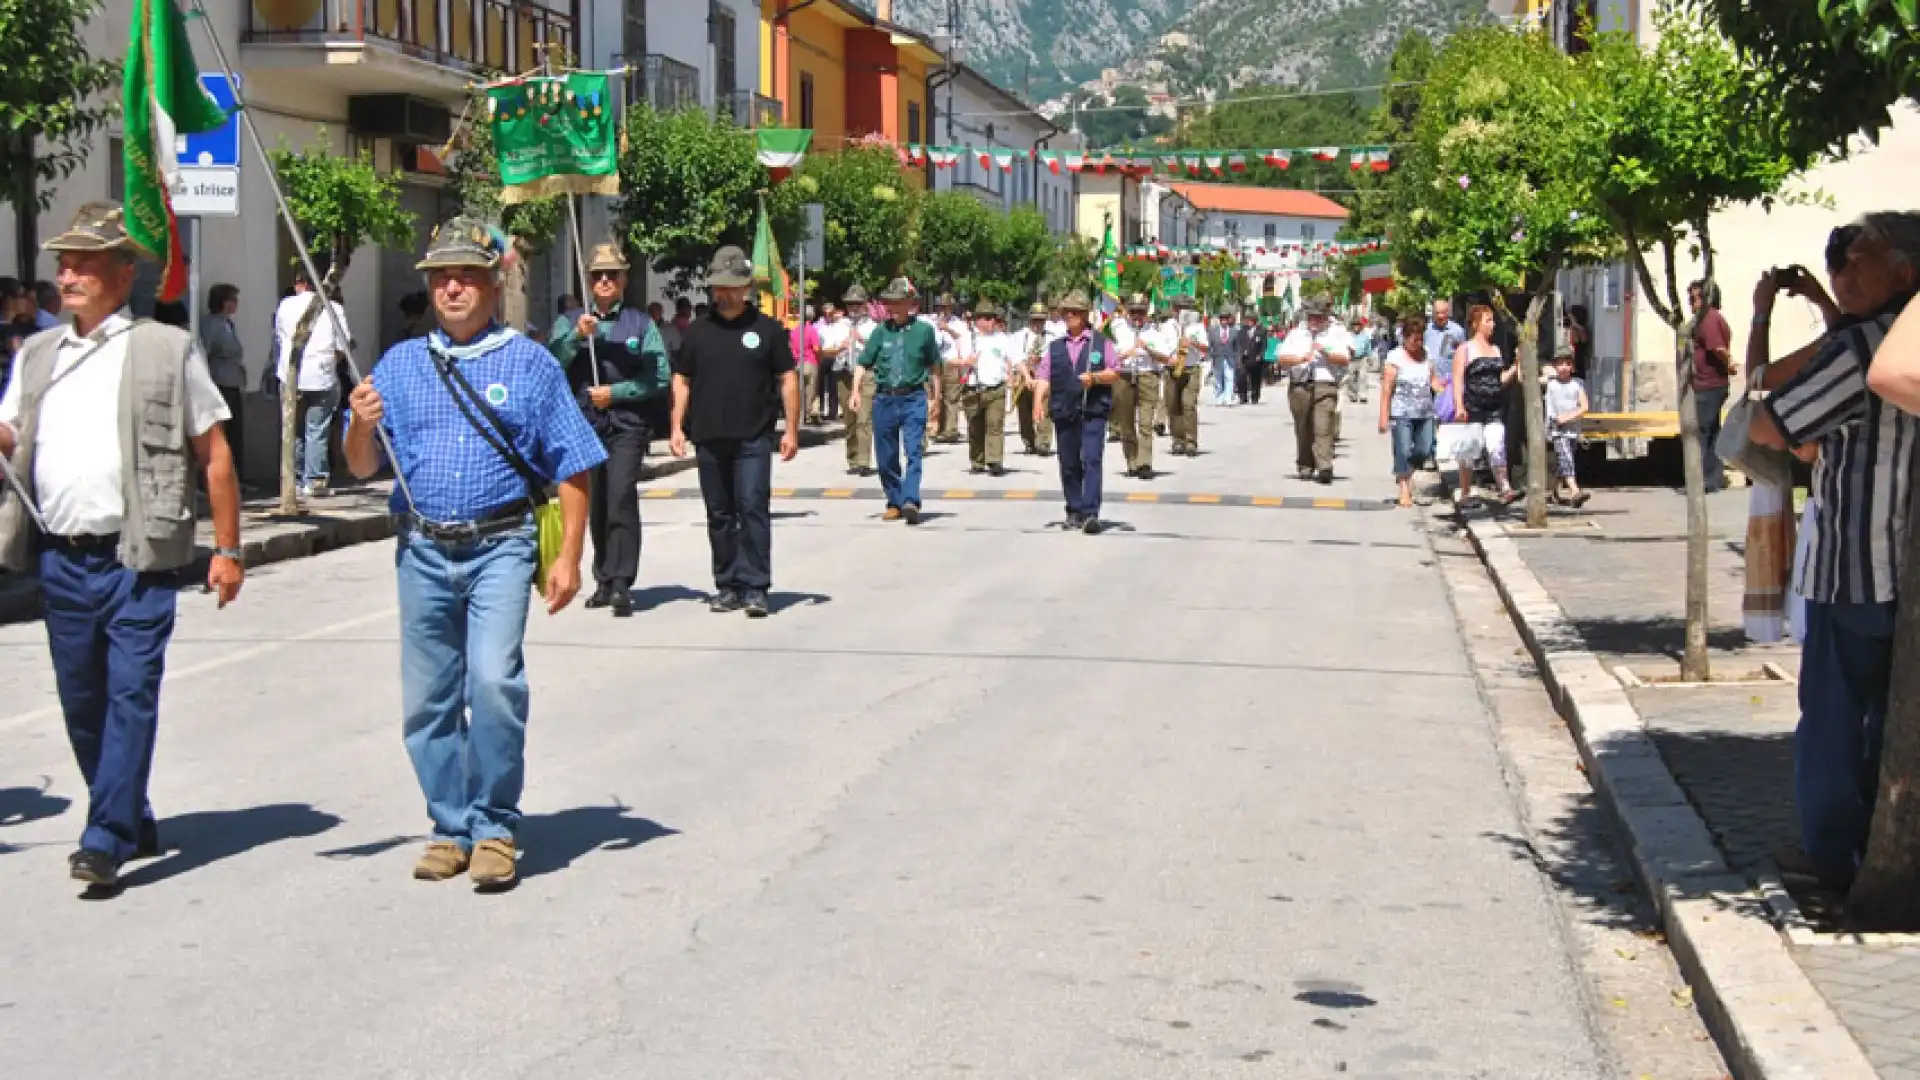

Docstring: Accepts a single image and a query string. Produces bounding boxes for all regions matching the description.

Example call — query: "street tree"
[1709,0,1920,932]
[912,191,999,297]
[781,142,919,301]
[985,206,1055,308]
[0,0,121,278]
[1576,9,1813,679]
[615,104,769,292]
[1396,25,1615,529]
[1044,234,1101,300]
[269,135,414,514]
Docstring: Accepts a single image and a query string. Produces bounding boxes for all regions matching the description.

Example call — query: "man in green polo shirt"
[848,277,941,525]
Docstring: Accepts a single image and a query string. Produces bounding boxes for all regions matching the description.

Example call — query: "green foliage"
[1707,0,1919,156]
[445,93,563,251]
[1075,85,1174,150]
[1299,276,1335,303]
[269,133,414,276]
[1175,88,1370,191]
[1192,250,1240,310]
[616,104,772,287]
[1117,256,1159,299]
[0,0,120,212]
[1346,32,1438,267]
[778,143,920,301]
[913,191,999,293]
[987,206,1056,306]
[1045,234,1101,300]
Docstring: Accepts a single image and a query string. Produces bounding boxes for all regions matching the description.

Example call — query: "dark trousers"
[218,385,245,483]
[39,544,176,863]
[695,432,774,592]
[1237,360,1263,403]
[1055,414,1108,520]
[1796,599,1897,869]
[588,425,647,593]
[1695,384,1730,489]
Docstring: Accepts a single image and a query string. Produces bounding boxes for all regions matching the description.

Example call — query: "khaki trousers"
[801,364,821,422]
[838,368,873,469]
[937,363,964,439]
[962,384,1007,468]
[1112,371,1162,473]
[1015,384,1053,452]
[1288,381,1340,474]
[1165,367,1201,451]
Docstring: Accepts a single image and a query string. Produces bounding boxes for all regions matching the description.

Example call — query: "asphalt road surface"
[0,391,1715,1078]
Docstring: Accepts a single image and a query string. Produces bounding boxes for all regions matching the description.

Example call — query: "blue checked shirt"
[367,330,607,523]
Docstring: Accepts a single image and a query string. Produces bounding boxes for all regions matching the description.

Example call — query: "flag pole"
[538,44,602,389]
[185,0,417,512]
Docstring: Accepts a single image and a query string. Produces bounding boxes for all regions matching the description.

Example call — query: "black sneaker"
[1082,516,1103,535]
[902,503,922,526]
[743,590,770,618]
[709,590,744,614]
[69,848,119,887]
[1316,470,1334,486]
[988,465,1006,477]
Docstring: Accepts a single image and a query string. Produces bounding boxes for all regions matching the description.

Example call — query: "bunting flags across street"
[887,143,1394,177]
[1118,239,1389,260]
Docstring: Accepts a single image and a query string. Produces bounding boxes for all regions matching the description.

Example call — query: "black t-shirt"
[671,304,796,442]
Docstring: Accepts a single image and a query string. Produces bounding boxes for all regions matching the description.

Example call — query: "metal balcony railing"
[244,0,576,79]
[631,54,700,114]
[718,88,782,129]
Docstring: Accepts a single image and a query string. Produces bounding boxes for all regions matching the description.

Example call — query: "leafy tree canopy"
[776,142,919,301]
[270,133,415,277]
[0,0,120,213]
[616,104,775,288]
[1707,0,1917,157]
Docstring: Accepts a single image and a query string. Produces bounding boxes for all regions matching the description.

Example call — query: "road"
[0,390,1718,1078]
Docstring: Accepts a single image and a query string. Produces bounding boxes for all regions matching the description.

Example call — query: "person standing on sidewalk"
[956,302,1013,477]
[1013,303,1055,457]
[202,283,247,484]
[834,285,876,477]
[1379,317,1441,508]
[1032,291,1119,534]
[1753,214,1920,887]
[1688,280,1736,492]
[1451,304,1518,506]
[548,243,670,619]
[849,278,941,525]
[345,216,603,890]
[1110,294,1163,480]
[668,246,801,616]
[1278,299,1352,485]
[0,202,244,891]
[274,269,351,501]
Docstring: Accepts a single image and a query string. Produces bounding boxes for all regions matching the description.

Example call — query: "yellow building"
[759,0,939,166]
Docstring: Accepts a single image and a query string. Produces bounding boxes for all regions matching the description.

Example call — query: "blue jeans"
[695,433,774,591]
[1055,413,1108,519]
[1390,416,1435,478]
[39,544,176,862]
[396,522,537,848]
[871,390,928,510]
[1210,356,1234,403]
[299,384,339,486]
[1796,599,1896,869]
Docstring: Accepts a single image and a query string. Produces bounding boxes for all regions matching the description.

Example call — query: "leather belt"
[876,385,924,397]
[399,499,534,544]
[45,532,119,552]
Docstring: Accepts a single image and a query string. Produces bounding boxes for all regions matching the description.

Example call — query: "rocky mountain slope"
[890,0,1189,101]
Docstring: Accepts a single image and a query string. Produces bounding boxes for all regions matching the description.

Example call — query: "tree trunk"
[278,360,299,515]
[1846,466,1920,930]
[1518,293,1551,529]
[1673,323,1711,681]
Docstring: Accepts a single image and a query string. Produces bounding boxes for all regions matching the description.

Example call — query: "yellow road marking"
[1313,498,1348,510]
[1003,490,1038,500]
[1187,493,1222,504]
[943,490,977,499]
[772,488,796,498]
[823,489,855,498]
[1125,492,1159,503]
[1251,496,1285,507]
[641,488,677,499]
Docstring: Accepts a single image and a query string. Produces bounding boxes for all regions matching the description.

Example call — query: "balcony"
[631,54,700,115]
[719,88,782,129]
[243,0,577,100]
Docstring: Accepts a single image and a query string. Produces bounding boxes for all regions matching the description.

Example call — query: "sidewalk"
[1459,485,1920,1079]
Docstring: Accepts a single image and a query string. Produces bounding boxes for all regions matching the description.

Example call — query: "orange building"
[760,0,939,165]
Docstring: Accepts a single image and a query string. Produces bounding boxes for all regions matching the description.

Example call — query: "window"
[799,73,814,129]
[710,3,737,100]
[108,135,124,199]
[1300,223,1316,242]
[1264,223,1278,245]
[623,0,646,63]
[907,103,921,145]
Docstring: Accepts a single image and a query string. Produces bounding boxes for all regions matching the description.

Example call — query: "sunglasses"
[1826,225,1862,274]
[589,270,622,282]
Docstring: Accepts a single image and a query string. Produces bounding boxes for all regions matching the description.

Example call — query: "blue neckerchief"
[427,322,519,363]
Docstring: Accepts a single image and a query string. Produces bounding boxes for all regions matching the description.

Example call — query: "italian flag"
[122,0,228,303]
[756,128,812,175]
[1358,250,1394,294]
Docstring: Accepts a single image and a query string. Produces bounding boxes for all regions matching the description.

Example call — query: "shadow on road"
[117,803,343,889]
[517,803,677,880]
[766,591,832,614]
[0,778,71,832]
[625,585,709,613]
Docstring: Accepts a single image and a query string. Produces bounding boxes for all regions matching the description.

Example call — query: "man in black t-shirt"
[668,245,801,618]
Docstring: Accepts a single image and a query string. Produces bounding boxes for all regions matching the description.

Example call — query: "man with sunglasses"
[549,243,671,618]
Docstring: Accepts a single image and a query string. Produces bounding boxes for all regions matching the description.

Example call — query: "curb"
[1458,516,1877,1080]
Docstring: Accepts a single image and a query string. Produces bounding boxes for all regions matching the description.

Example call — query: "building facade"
[758,0,937,164]
[932,64,1072,234]
[1168,183,1349,254]
[1074,172,1141,252]
[1143,180,1197,248]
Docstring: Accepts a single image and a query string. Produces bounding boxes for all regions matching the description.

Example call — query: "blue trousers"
[696,433,774,592]
[299,384,338,486]
[396,523,536,848]
[1390,416,1435,478]
[871,390,928,510]
[39,545,176,863]
[1055,413,1108,519]
[1795,599,1896,869]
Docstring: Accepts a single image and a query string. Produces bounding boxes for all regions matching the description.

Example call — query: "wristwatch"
[212,547,244,562]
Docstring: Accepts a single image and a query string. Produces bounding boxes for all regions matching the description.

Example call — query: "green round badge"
[625,337,641,351]
[485,383,509,407]
[742,331,761,349]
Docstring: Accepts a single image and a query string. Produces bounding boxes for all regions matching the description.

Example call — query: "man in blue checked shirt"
[344,215,606,892]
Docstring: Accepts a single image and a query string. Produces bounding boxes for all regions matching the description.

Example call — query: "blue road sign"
[181,74,240,168]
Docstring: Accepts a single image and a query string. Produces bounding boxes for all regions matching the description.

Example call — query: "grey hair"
[1856,211,1920,268]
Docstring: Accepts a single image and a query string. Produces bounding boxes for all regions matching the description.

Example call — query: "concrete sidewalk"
[1458,485,1920,1079]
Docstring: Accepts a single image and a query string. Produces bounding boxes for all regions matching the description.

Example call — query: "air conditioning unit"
[348,95,452,143]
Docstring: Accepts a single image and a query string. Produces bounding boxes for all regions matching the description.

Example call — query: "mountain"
[883,0,1492,104]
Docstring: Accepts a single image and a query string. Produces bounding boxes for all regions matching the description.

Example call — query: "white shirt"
[849,316,877,368]
[1110,319,1153,373]
[1181,317,1209,362]
[1014,327,1046,373]
[0,309,229,536]
[939,317,971,363]
[1278,323,1354,383]
[274,291,352,393]
[819,317,853,371]
[968,331,1016,387]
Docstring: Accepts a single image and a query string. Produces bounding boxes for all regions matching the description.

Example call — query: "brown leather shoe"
[882,507,902,521]
[413,841,469,881]
[469,838,518,889]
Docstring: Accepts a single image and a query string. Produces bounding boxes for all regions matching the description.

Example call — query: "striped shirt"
[1764,307,1913,604]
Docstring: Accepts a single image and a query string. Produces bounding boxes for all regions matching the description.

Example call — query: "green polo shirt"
[855,317,941,392]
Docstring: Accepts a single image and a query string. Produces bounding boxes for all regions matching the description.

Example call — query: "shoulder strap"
[430,347,548,500]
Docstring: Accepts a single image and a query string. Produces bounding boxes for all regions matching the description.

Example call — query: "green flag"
[751,195,787,316]
[122,0,229,302]
[756,128,812,171]
[1099,220,1120,301]
[487,71,619,204]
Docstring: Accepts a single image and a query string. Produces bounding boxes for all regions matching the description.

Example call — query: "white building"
[1143,180,1197,248]
[932,64,1073,235]
[1170,182,1350,256]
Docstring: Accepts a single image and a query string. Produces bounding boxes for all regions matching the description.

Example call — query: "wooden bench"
[1581,411,1680,439]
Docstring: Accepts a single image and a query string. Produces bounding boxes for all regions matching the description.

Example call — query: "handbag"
[429,350,564,595]
[1716,369,1793,489]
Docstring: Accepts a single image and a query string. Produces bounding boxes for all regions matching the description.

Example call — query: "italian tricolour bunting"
[122,0,229,303]
[1358,251,1395,295]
